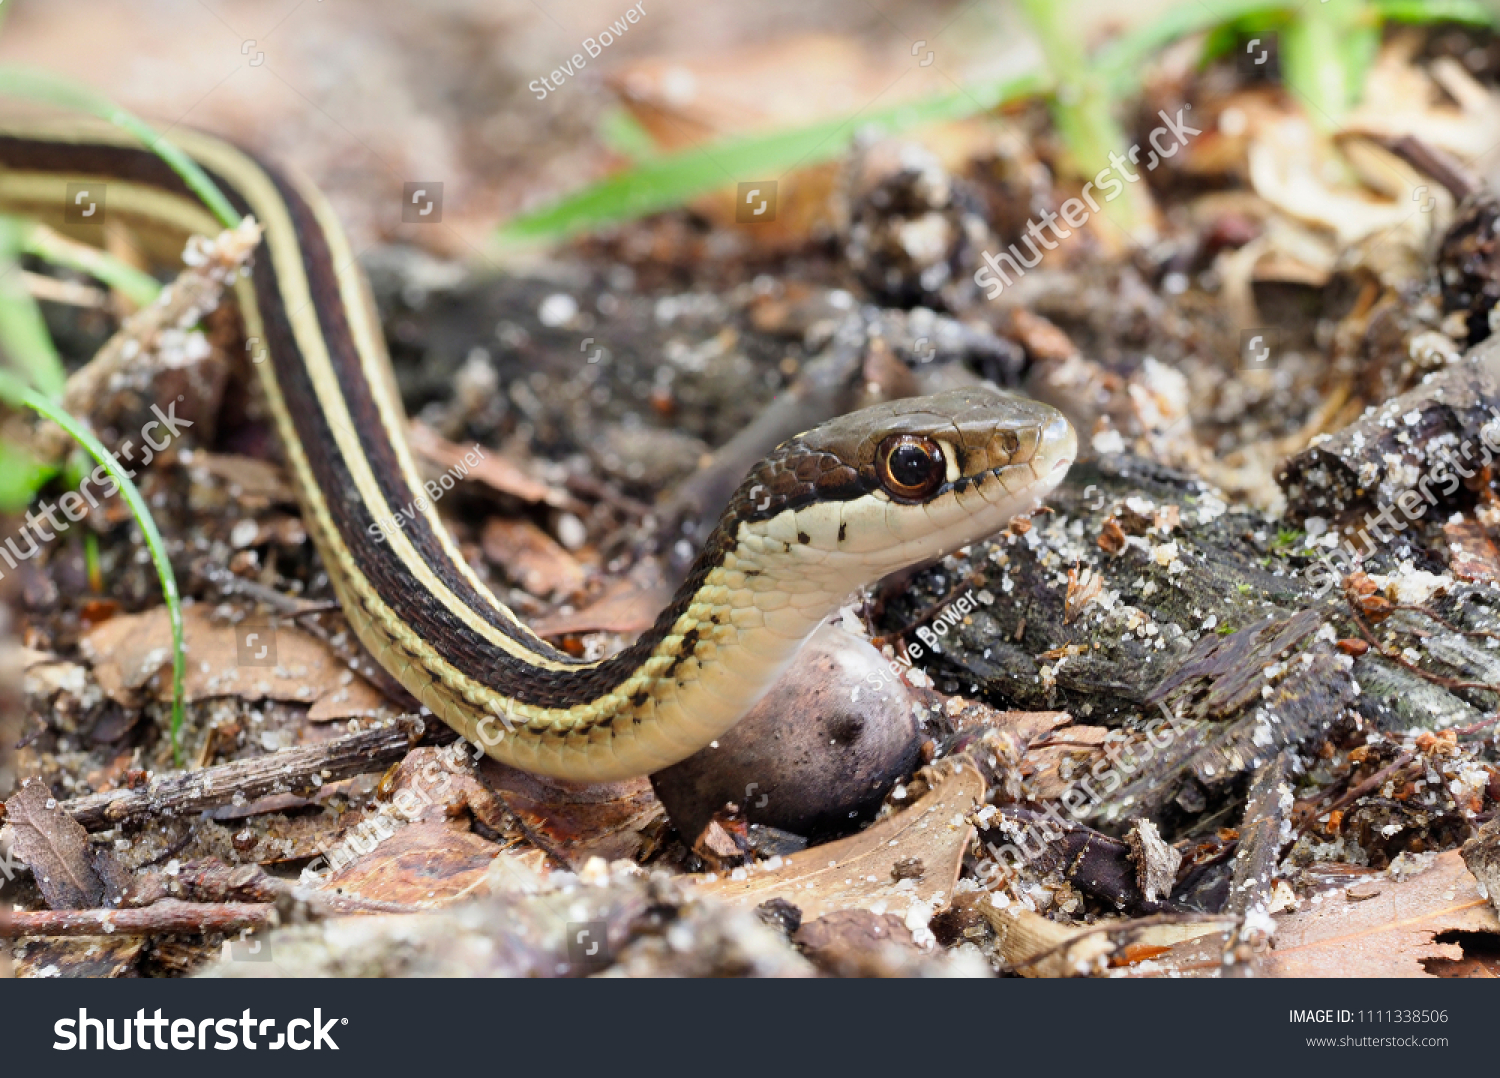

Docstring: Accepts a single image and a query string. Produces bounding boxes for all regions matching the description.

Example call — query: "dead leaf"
[185,453,298,508]
[695,757,983,921]
[531,573,672,637]
[1265,851,1499,977]
[81,605,392,722]
[609,35,974,246]
[479,760,662,868]
[482,517,587,598]
[317,822,502,907]
[408,421,575,509]
[1019,726,1109,801]
[613,36,886,148]
[5,781,105,909]
[1444,520,1500,585]
[387,747,512,833]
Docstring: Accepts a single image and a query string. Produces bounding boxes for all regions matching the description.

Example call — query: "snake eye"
[877,435,945,501]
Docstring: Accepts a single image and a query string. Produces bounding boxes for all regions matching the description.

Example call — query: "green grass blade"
[0,437,56,512]
[0,66,242,230]
[1372,0,1499,24]
[0,368,186,763]
[1096,0,1292,94]
[21,221,161,307]
[1020,0,1154,238]
[0,218,67,397]
[597,106,662,164]
[497,70,1049,244]
[1280,0,1377,128]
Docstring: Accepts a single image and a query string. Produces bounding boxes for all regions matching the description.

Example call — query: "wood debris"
[695,757,982,924]
[1125,818,1181,905]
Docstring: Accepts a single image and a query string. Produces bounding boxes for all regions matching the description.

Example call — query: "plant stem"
[0,218,67,398]
[1019,0,1154,241]
[1280,0,1378,129]
[0,66,241,230]
[0,369,186,764]
[21,222,161,308]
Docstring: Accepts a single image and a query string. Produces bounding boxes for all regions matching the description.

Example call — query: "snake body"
[0,121,1076,781]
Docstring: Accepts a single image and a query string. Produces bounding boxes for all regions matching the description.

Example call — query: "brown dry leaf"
[613,36,884,148]
[407,421,574,509]
[1020,726,1109,801]
[531,572,674,637]
[388,747,513,834]
[479,760,662,868]
[1063,564,1103,625]
[1265,852,1498,977]
[610,35,981,244]
[695,757,983,921]
[5,781,105,909]
[1444,521,1500,585]
[184,453,298,508]
[482,517,586,598]
[317,821,503,907]
[81,605,391,722]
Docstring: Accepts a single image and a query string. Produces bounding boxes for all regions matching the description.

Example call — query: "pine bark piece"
[1125,818,1181,905]
[980,806,1188,914]
[793,909,922,977]
[5,781,105,909]
[1278,350,1500,525]
[884,455,1356,827]
[1228,753,1290,916]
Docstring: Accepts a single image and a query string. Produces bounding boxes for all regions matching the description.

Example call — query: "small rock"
[793,909,921,977]
[651,623,922,843]
[755,898,803,940]
[890,856,924,881]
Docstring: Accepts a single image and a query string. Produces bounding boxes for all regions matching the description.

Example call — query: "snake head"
[723,387,1076,584]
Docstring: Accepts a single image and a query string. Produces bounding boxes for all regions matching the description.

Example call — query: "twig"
[563,471,653,519]
[1300,752,1417,834]
[999,910,1236,975]
[1385,135,1483,202]
[1449,713,1500,738]
[1345,599,1500,693]
[0,899,270,938]
[60,716,432,831]
[1394,602,1500,646]
[204,566,339,617]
